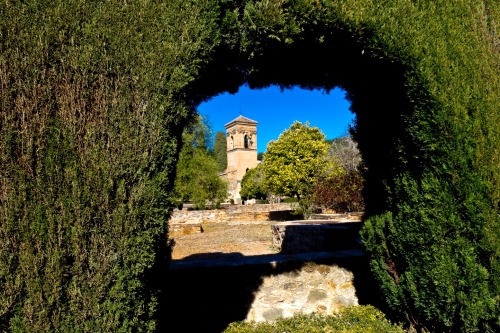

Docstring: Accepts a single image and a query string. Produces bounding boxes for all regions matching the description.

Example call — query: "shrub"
[240,165,267,201]
[223,306,405,333]
[311,170,365,213]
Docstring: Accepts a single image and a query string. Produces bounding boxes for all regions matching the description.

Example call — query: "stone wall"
[165,252,372,331]
[170,203,299,224]
[272,221,363,253]
[245,261,359,322]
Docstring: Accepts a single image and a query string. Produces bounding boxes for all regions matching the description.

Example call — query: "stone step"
[309,212,363,220]
[164,250,374,332]
[272,220,363,254]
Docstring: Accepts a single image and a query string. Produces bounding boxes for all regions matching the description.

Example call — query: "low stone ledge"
[169,249,364,269]
[310,212,363,221]
[169,204,301,224]
[167,250,368,326]
[246,260,359,322]
[272,220,363,254]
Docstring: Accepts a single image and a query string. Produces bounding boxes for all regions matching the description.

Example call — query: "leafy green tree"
[214,131,228,172]
[174,116,227,209]
[261,121,339,201]
[174,147,227,210]
[240,164,267,201]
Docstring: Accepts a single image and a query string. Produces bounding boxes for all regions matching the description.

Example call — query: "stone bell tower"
[223,115,258,203]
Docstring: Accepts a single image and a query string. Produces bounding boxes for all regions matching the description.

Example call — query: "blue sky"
[197,85,355,153]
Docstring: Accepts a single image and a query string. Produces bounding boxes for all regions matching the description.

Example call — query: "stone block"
[245,261,358,322]
[271,221,363,253]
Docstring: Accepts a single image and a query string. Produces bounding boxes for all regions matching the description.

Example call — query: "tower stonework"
[222,115,258,204]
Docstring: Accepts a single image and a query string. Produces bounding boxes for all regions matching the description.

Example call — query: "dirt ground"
[169,221,278,260]
[169,212,364,260]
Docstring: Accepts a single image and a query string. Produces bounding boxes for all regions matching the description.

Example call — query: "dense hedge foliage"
[0,0,220,331]
[218,1,499,331]
[223,306,405,333]
[1,0,499,332]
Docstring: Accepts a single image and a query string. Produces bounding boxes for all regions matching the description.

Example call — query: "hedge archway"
[1,1,498,332]
[187,2,500,331]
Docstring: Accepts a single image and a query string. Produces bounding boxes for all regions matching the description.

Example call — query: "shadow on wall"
[268,210,304,221]
[158,250,380,333]
[276,222,363,254]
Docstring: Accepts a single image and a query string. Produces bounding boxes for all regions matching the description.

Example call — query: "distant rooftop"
[224,115,258,128]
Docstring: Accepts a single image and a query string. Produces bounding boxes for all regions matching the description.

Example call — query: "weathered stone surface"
[245,261,358,322]
[166,251,372,332]
[169,203,299,225]
[310,212,363,220]
[263,308,284,321]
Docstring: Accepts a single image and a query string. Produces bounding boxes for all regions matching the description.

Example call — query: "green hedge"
[0,0,219,331]
[223,306,405,333]
[1,0,498,332]
[220,1,499,331]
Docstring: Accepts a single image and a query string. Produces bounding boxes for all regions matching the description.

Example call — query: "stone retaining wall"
[170,203,299,224]
[165,253,373,331]
[272,221,363,253]
[245,261,358,322]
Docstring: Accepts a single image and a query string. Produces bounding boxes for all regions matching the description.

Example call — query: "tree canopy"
[174,148,227,210]
[261,121,339,200]
[240,164,267,201]
[328,136,362,173]
[309,135,365,213]
[184,115,214,151]
[173,117,227,209]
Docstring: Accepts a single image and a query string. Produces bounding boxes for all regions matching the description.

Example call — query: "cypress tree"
[214,130,228,172]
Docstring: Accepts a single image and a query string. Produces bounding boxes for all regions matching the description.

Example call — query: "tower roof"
[224,115,258,128]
